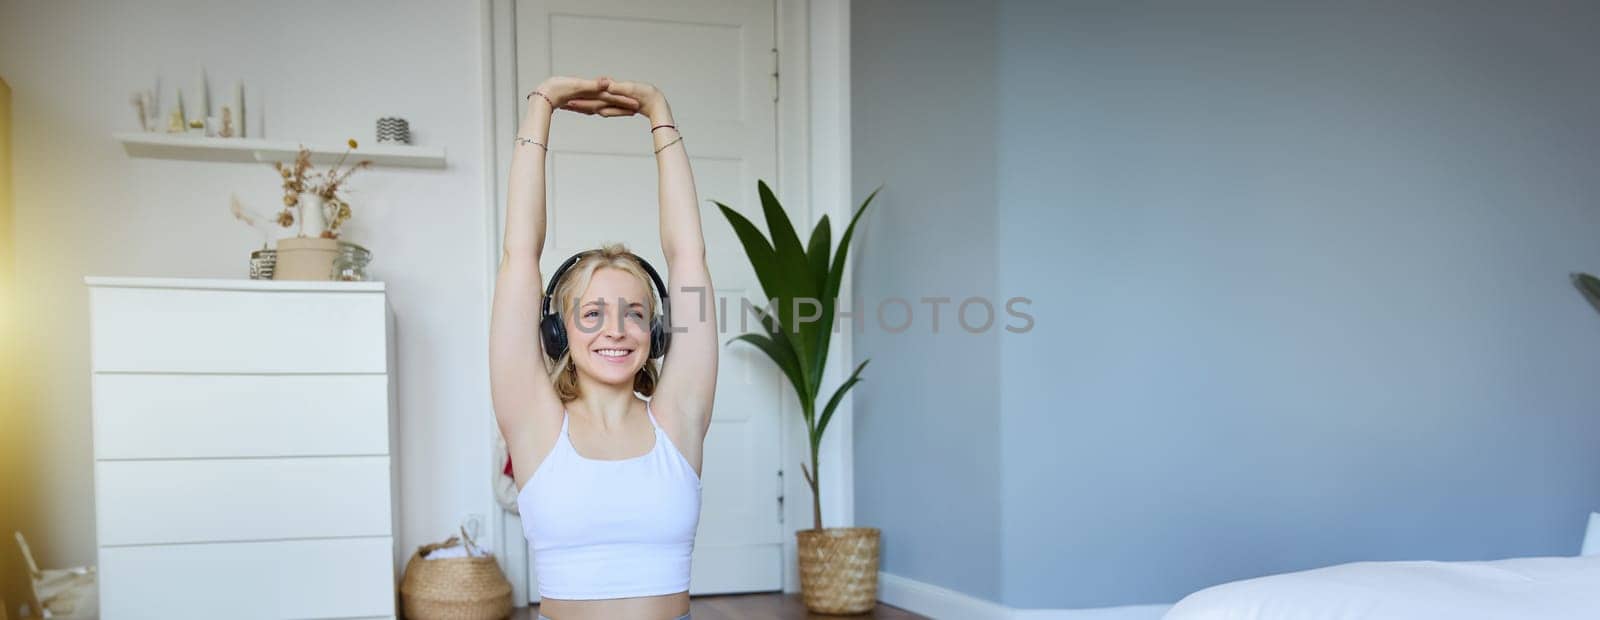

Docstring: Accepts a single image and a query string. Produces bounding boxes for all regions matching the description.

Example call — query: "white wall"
[0,0,495,597]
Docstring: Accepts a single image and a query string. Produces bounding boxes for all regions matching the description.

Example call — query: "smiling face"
[563,266,654,387]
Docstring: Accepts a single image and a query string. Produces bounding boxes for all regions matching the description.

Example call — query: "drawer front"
[97,457,393,546]
[89,286,387,373]
[93,374,391,459]
[100,537,395,619]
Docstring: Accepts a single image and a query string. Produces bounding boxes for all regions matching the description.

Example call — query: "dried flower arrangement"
[272,139,372,239]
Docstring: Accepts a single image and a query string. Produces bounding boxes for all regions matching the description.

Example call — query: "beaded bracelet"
[514,136,547,150]
[526,91,556,109]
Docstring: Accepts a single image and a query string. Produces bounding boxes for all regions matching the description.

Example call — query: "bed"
[1164,555,1600,620]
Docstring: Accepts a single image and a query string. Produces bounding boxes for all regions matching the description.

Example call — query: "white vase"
[300,193,328,238]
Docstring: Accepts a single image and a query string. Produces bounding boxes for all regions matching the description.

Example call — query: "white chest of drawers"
[85,276,399,620]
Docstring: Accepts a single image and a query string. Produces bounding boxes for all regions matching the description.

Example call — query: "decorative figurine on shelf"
[190,69,211,125]
[168,86,186,133]
[219,106,235,138]
[376,117,411,144]
[128,89,157,132]
[234,80,247,139]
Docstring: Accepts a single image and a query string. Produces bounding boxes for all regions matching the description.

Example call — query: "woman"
[490,75,718,620]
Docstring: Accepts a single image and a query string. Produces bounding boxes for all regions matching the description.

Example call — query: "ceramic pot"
[272,237,341,281]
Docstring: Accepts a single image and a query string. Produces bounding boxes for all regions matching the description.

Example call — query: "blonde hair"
[546,243,660,402]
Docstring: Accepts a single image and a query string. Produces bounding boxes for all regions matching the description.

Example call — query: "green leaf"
[806,215,833,295]
[807,187,877,386]
[726,332,810,423]
[734,302,814,401]
[757,181,820,368]
[716,201,795,345]
[825,186,880,303]
[716,201,779,294]
[758,180,816,298]
[1576,272,1600,316]
[805,215,836,383]
[814,359,869,444]
[745,301,812,401]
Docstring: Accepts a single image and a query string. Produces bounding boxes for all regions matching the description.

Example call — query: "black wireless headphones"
[540,250,672,361]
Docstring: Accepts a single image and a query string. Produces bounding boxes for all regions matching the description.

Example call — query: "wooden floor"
[511,592,927,619]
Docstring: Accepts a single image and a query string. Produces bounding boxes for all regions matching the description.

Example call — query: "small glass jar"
[330,241,373,281]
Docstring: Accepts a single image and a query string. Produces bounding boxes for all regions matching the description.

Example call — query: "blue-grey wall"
[997,0,1600,608]
[852,0,1004,602]
[855,0,1600,611]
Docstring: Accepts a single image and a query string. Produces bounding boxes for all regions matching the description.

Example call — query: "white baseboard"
[877,572,1172,620]
[878,571,1013,620]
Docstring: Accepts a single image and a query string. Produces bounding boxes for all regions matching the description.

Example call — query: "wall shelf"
[115,132,446,169]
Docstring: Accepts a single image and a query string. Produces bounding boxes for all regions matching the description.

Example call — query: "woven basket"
[399,529,512,620]
[796,527,881,614]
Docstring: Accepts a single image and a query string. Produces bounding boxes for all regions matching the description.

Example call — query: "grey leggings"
[538,615,688,620]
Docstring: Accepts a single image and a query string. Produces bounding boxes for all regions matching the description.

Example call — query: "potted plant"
[716,180,880,614]
[271,140,370,280]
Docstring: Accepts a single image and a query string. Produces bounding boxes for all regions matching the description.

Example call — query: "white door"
[511,0,785,596]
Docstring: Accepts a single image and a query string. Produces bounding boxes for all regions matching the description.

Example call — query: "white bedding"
[1164,555,1600,620]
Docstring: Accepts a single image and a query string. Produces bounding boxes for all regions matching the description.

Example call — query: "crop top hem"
[537,584,691,601]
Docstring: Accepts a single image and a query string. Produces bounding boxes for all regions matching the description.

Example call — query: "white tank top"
[517,401,702,600]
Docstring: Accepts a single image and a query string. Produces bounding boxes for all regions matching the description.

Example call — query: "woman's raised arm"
[489,77,639,467]
[604,79,719,441]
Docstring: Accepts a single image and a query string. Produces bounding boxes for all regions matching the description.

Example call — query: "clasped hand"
[532,76,665,119]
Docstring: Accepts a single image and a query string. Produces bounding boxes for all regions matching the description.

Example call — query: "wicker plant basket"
[796,527,881,614]
[399,528,512,620]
